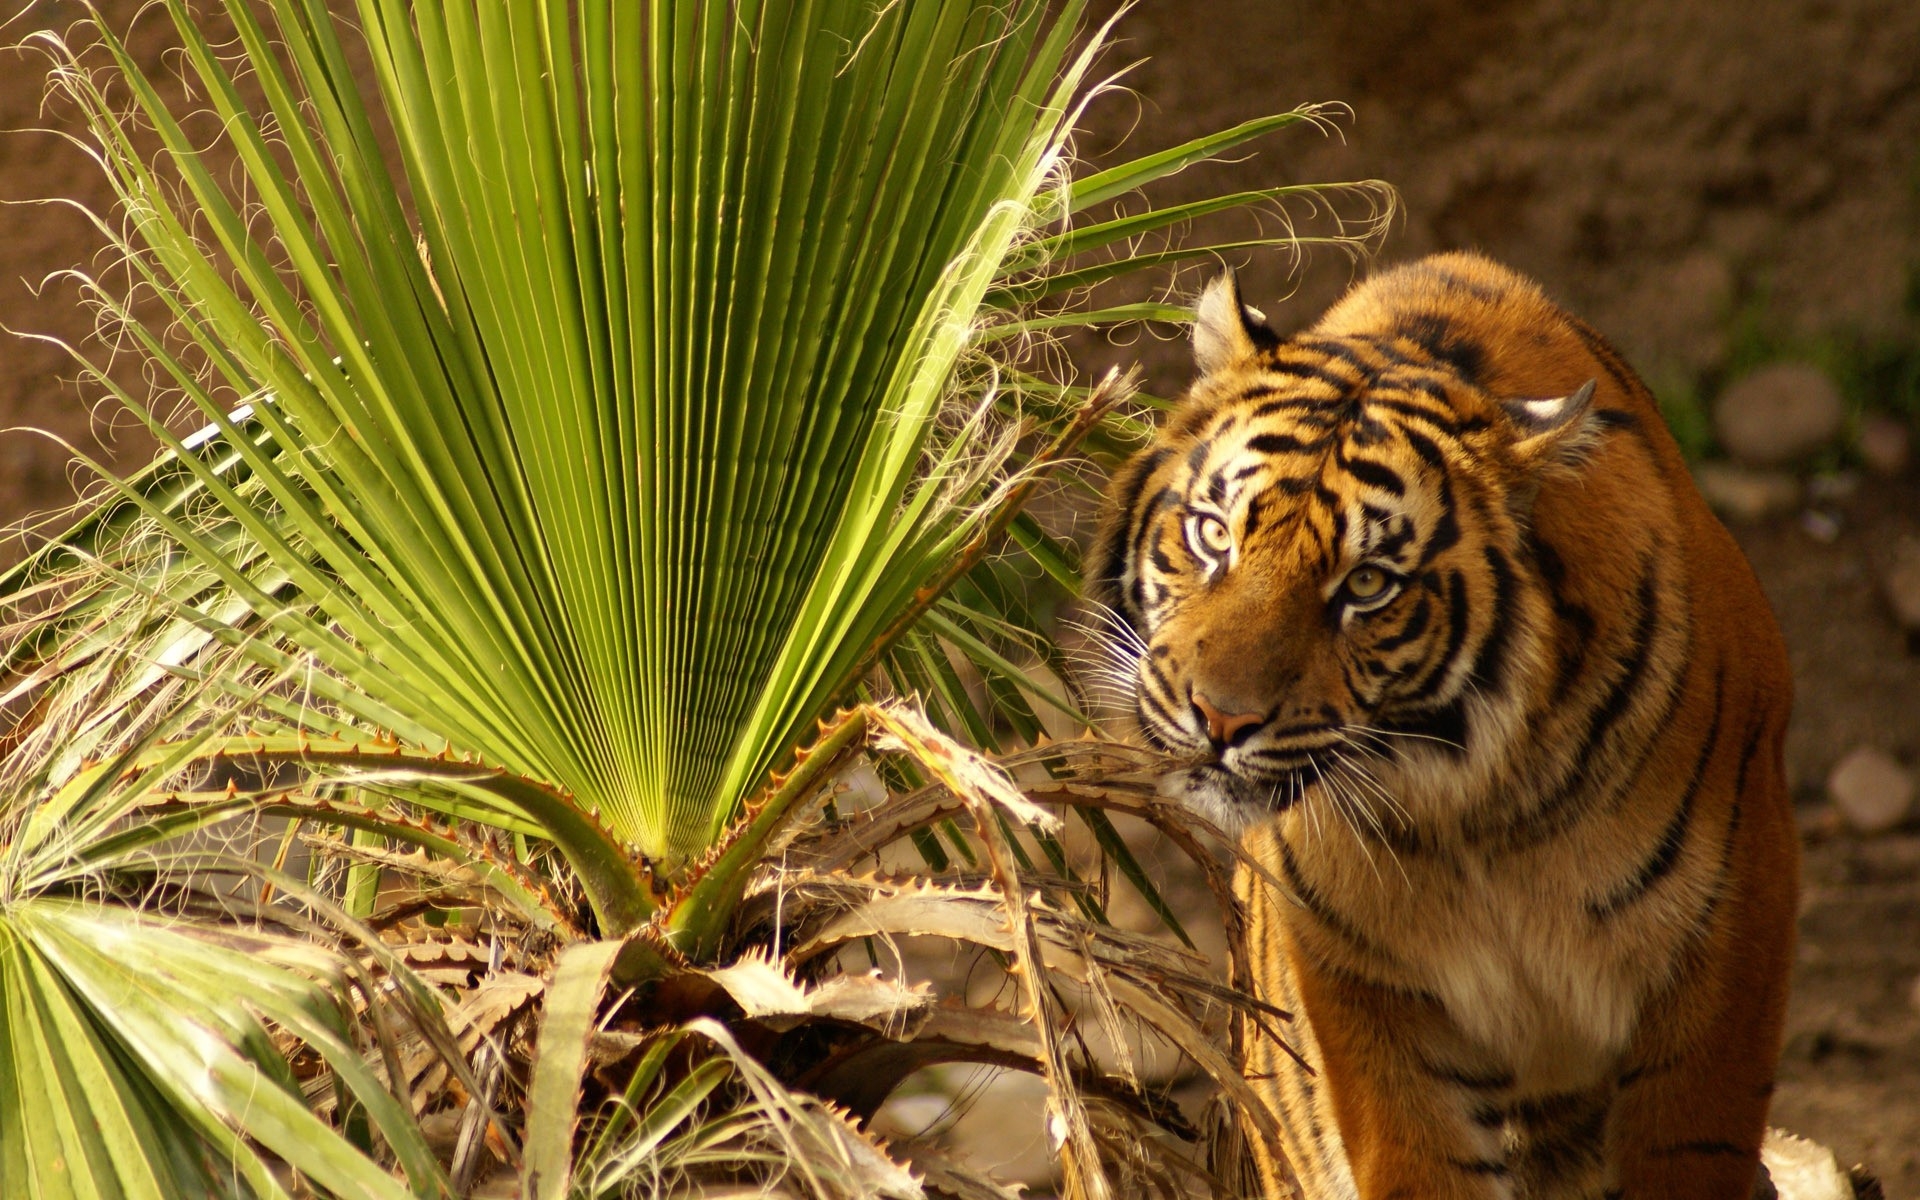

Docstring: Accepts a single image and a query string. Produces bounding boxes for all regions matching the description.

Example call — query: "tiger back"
[1086,252,1797,1199]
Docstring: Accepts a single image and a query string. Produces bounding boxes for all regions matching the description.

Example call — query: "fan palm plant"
[0,0,1390,1195]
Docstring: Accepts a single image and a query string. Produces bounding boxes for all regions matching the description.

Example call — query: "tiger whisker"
[1319,753,1388,883]
[1332,733,1415,829]
[1345,722,1466,754]
[1329,748,1412,887]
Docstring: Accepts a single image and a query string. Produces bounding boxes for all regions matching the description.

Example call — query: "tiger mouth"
[1187,757,1324,811]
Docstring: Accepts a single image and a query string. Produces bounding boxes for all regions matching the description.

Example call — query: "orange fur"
[1087,253,1797,1199]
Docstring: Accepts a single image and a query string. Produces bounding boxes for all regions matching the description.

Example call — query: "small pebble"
[1858,413,1912,477]
[1714,362,1845,467]
[1694,462,1801,521]
[1827,746,1915,834]
[1883,537,1920,634]
[1797,510,1842,543]
[1804,471,1860,504]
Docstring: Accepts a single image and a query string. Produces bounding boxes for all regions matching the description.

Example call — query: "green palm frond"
[0,702,464,1199]
[0,2,1391,1192]
[9,0,1385,872]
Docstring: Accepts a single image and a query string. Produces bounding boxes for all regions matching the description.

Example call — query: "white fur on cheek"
[1157,767,1266,835]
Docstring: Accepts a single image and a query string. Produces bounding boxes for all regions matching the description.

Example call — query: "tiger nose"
[1190,690,1266,748]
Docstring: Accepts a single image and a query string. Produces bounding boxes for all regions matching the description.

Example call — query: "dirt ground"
[1732,477,1920,1197]
[4,0,1919,1194]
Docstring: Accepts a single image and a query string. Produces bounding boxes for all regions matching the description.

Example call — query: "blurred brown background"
[4,0,1918,1191]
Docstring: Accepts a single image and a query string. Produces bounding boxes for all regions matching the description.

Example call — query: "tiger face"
[1089,271,1600,831]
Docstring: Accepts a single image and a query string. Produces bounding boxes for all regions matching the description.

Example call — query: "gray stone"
[1882,538,1920,633]
[1826,746,1915,834]
[1857,413,1911,477]
[1693,462,1801,521]
[1713,362,1846,467]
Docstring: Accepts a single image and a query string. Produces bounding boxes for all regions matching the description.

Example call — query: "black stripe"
[1359,501,1396,527]
[1127,485,1175,569]
[1513,1097,1608,1176]
[1587,667,1725,920]
[1496,616,1686,851]
[1295,336,1389,381]
[1449,1158,1510,1177]
[1533,539,1598,702]
[1372,594,1432,653]
[1278,837,1381,957]
[1418,473,1460,563]
[1397,312,1486,383]
[1397,425,1449,470]
[1699,715,1767,925]
[1136,692,1181,749]
[1569,318,1641,406]
[1374,523,1415,560]
[1340,455,1406,496]
[1247,432,1319,456]
[1362,395,1460,432]
[1205,471,1228,506]
[1310,480,1347,513]
[1580,563,1662,752]
[1409,569,1471,699]
[1185,439,1211,475]
[1243,493,1274,539]
[1649,1139,1751,1159]
[1089,448,1168,599]
[1142,655,1178,703]
[1419,1059,1514,1091]
[1378,699,1469,756]
[1249,371,1351,401]
[1619,1053,1682,1088]
[1470,547,1517,692]
[1422,264,1504,302]
[1501,1088,1599,1125]
[1733,712,1767,799]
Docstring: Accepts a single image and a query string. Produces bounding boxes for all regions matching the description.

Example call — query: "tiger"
[1084,252,1798,1199]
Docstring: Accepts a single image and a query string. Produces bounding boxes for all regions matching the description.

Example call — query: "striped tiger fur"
[1085,253,1798,1199]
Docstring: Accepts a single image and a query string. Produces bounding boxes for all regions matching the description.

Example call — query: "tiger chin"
[1087,252,1797,1200]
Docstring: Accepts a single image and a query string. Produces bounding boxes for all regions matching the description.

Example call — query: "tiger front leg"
[1293,954,1521,1200]
[1603,817,1797,1196]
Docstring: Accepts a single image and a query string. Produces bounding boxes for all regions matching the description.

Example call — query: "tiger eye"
[1197,515,1233,555]
[1345,566,1387,599]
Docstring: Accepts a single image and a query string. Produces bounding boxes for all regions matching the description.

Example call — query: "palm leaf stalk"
[1,0,1392,1193]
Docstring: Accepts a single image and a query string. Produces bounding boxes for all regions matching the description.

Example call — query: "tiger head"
[1085,263,1608,832]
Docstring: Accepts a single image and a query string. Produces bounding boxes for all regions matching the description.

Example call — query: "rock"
[1761,1128,1855,1200]
[1882,538,1920,634]
[1694,462,1802,521]
[1797,510,1842,543]
[1857,413,1911,477]
[1826,746,1915,834]
[1714,363,1845,467]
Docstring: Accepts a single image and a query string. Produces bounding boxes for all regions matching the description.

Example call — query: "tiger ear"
[1500,378,1600,468]
[1193,270,1276,375]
